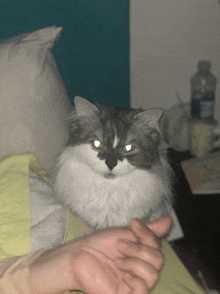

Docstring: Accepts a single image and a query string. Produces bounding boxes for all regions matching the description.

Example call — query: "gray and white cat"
[54,96,173,233]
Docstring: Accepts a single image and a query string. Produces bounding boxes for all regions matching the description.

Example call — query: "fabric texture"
[0,154,31,258]
[0,153,206,294]
[30,169,68,252]
[0,26,71,178]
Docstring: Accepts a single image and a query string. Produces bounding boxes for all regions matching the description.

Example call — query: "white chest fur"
[54,146,172,230]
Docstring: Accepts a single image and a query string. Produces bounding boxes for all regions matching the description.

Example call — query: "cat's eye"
[123,144,135,152]
[91,140,103,149]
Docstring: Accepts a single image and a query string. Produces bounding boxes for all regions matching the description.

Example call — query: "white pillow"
[0,26,71,177]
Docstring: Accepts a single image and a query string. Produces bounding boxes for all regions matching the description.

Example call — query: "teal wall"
[0,0,129,107]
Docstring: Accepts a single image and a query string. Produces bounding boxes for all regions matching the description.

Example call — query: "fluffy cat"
[54,96,173,233]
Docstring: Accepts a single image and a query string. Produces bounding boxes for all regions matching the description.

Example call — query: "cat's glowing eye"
[123,144,135,152]
[91,140,103,149]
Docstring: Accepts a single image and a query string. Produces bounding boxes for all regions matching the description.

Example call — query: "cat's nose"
[105,154,117,171]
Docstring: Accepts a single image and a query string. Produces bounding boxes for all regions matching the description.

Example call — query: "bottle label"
[191,91,214,119]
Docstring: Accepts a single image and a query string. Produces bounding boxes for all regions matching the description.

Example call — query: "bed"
[0,26,208,294]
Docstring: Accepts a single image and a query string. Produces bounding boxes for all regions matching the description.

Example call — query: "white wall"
[130,0,220,121]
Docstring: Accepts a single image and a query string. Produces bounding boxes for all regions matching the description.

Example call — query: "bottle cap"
[198,60,211,71]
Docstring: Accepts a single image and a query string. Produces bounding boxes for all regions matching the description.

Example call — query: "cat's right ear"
[74,96,99,117]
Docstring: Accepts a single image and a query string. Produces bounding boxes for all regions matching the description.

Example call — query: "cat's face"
[67,97,163,178]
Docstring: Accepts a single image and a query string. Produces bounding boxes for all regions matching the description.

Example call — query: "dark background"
[0,0,129,107]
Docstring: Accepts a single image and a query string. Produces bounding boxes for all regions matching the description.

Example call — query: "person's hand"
[114,216,173,292]
[30,215,172,294]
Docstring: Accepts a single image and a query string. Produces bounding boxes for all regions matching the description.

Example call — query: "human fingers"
[130,216,173,248]
[146,215,173,238]
[117,239,164,271]
[82,226,138,260]
[130,218,161,249]
[121,272,150,294]
[115,256,160,290]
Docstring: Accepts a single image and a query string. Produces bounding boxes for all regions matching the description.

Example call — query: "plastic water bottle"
[190,61,217,120]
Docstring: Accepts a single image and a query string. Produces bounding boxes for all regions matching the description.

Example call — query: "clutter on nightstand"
[181,149,220,194]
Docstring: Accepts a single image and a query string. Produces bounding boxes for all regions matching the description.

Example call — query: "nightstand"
[167,148,220,284]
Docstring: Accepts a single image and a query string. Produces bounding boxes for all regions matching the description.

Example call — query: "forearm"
[30,248,70,293]
[0,250,47,294]
[29,241,83,294]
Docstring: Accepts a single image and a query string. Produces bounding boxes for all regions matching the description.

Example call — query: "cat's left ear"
[135,109,163,129]
[74,96,99,117]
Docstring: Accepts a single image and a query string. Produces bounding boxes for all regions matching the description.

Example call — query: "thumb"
[146,215,173,238]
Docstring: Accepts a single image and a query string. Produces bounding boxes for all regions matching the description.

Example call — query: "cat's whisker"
[113,136,119,148]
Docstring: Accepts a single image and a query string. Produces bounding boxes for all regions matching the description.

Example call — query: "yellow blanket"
[0,153,205,294]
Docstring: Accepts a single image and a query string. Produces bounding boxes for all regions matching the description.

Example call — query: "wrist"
[29,244,81,294]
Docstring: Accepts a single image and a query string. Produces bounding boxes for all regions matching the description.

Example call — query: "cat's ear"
[135,109,163,129]
[74,96,99,117]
